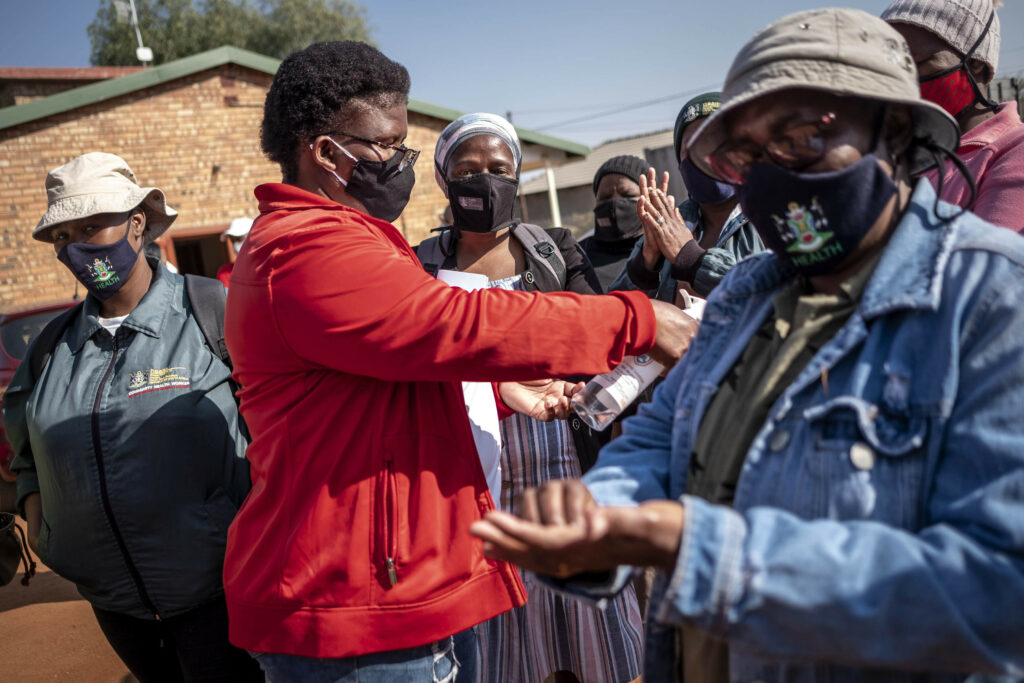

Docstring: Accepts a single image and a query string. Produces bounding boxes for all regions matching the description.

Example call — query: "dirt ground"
[0,517,135,682]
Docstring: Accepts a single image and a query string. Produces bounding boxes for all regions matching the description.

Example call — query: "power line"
[534,82,721,132]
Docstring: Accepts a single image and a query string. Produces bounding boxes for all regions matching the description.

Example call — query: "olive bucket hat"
[688,8,960,180]
[34,152,177,243]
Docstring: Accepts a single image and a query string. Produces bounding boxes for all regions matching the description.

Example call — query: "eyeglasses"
[323,130,420,171]
[705,112,838,185]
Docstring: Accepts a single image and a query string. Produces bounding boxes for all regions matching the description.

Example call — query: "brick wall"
[0,68,144,108]
[0,81,96,108]
[0,65,451,308]
[398,112,450,246]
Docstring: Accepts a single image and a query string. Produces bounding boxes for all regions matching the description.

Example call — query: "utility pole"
[127,0,153,65]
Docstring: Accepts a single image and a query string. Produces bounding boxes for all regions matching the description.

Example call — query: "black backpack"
[27,275,242,426]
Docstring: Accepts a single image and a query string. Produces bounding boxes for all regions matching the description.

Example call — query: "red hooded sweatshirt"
[223,183,657,658]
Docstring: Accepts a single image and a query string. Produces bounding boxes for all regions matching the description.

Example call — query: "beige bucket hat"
[688,7,960,180]
[34,152,177,243]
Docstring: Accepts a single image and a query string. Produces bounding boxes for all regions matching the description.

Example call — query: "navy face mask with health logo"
[738,155,897,276]
[57,222,141,300]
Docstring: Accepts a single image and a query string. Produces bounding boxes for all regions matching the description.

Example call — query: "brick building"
[0,66,143,108]
[0,46,587,309]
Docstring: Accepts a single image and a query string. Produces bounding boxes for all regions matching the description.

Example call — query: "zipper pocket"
[379,457,399,586]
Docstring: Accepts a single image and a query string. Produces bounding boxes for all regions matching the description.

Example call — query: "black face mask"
[446,173,519,233]
[593,198,642,242]
[678,157,736,205]
[737,155,897,277]
[326,138,416,223]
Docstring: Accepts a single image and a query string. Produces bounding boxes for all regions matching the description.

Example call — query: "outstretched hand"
[470,479,685,577]
[498,379,586,422]
[647,299,700,369]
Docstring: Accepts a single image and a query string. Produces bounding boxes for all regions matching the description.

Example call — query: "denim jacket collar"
[720,180,956,320]
[859,181,957,320]
[71,258,177,353]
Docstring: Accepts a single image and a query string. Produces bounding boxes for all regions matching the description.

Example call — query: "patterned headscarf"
[433,113,522,190]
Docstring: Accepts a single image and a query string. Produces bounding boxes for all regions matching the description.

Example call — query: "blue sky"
[2,1,1022,146]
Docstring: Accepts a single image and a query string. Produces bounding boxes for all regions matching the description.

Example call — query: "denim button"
[769,429,790,451]
[850,442,875,470]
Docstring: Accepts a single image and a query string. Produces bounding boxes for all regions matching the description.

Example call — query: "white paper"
[436,269,503,504]
[437,269,488,291]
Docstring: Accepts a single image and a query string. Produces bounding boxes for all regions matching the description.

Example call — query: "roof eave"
[0,46,589,158]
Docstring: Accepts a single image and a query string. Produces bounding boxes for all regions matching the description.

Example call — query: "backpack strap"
[184,274,230,369]
[511,223,566,292]
[27,277,229,379]
[28,303,83,382]
[415,230,456,276]
[184,274,249,440]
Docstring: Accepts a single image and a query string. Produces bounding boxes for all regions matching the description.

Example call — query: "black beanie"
[592,155,651,195]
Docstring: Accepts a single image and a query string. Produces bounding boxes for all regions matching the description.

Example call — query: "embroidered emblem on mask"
[772,198,835,254]
[128,366,191,397]
[87,257,120,289]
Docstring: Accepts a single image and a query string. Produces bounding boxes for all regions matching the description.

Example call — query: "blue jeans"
[251,627,477,682]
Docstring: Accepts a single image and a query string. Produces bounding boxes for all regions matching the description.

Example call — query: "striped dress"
[476,274,645,683]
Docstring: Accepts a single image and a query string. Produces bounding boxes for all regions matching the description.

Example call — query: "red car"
[0,300,76,511]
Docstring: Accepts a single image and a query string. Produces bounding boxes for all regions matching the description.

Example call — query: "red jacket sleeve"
[268,218,656,383]
[492,382,516,419]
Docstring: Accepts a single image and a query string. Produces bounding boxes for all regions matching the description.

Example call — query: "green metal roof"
[0,46,589,156]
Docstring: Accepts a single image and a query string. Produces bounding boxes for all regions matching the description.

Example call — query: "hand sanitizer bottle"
[571,290,706,431]
[570,354,664,431]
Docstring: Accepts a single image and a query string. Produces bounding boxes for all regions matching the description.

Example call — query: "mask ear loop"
[960,10,1000,112]
[916,138,978,222]
[309,137,355,187]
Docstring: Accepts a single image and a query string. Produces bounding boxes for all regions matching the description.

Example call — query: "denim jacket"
[565,182,1024,681]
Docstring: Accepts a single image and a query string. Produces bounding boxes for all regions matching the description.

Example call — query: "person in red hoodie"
[223,41,694,681]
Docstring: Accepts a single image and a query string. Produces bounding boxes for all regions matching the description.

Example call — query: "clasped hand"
[638,169,694,270]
